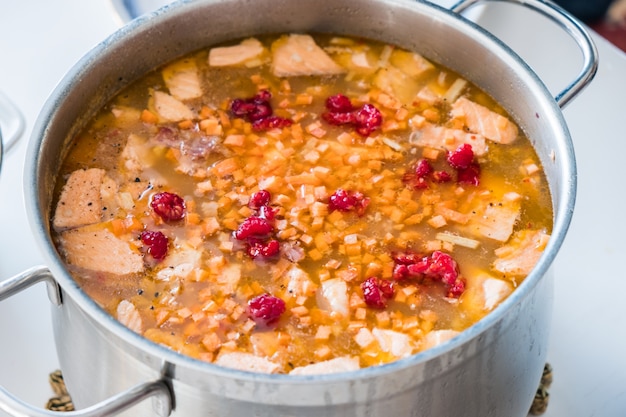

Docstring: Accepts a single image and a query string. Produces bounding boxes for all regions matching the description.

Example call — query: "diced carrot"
[141,109,158,124]
[212,158,239,177]
[178,120,194,130]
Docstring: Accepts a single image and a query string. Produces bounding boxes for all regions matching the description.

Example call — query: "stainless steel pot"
[0,0,597,416]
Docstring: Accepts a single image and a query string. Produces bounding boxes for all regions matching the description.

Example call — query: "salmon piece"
[451,97,519,144]
[208,38,265,67]
[410,123,487,156]
[285,266,318,297]
[117,300,143,333]
[162,59,203,100]
[59,225,144,275]
[416,86,440,105]
[493,229,550,276]
[289,356,360,375]
[466,200,520,242]
[388,49,434,78]
[372,328,414,358]
[53,168,108,230]
[271,34,345,77]
[421,329,459,351]
[156,246,202,282]
[462,271,513,314]
[214,351,280,374]
[152,90,195,122]
[316,278,349,319]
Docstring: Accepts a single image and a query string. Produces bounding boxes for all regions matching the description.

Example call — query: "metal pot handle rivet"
[0,267,173,417]
[451,0,599,109]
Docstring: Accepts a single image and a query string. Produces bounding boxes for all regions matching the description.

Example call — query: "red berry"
[248,294,286,324]
[325,94,354,113]
[234,216,273,240]
[140,230,169,260]
[391,250,464,297]
[355,104,383,136]
[328,189,357,212]
[361,277,395,309]
[150,192,186,222]
[249,190,271,209]
[230,90,292,129]
[415,159,433,178]
[457,162,481,186]
[447,144,474,170]
[322,110,356,126]
[447,278,466,298]
[252,116,293,131]
[247,239,280,259]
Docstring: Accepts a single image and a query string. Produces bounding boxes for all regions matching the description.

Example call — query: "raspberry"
[328,189,369,216]
[140,230,169,260]
[457,162,481,186]
[249,190,271,209]
[247,239,280,259]
[325,94,354,113]
[248,294,286,324]
[391,250,465,297]
[233,216,273,240]
[328,189,357,212]
[321,94,382,137]
[355,104,383,136]
[322,110,356,125]
[230,90,292,131]
[150,192,186,222]
[415,159,433,178]
[252,116,293,131]
[447,144,475,170]
[258,205,276,221]
[361,277,395,309]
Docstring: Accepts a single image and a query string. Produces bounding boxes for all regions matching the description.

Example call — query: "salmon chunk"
[316,278,349,319]
[53,168,108,230]
[285,266,318,297]
[493,229,550,276]
[466,200,520,242]
[215,351,280,374]
[410,123,487,156]
[372,328,414,358]
[152,90,195,122]
[59,226,144,275]
[451,97,519,144]
[117,300,143,333]
[462,271,513,315]
[162,59,203,100]
[289,356,360,375]
[208,38,265,67]
[271,34,345,77]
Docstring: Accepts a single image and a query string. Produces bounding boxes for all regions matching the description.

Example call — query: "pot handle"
[450,0,598,109]
[0,266,173,417]
[0,91,26,154]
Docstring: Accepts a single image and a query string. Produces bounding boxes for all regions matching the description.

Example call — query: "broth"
[51,34,552,374]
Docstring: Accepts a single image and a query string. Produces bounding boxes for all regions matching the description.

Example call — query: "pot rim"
[25,0,576,383]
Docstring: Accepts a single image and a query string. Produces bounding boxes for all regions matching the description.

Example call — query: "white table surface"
[1,0,625,416]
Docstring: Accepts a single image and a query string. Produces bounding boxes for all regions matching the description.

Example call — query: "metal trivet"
[45,370,74,412]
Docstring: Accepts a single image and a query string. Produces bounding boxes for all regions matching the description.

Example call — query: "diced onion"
[436,232,480,249]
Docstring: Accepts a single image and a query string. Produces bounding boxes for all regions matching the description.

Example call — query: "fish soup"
[51,34,552,375]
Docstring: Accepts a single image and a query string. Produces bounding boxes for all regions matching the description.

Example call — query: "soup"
[51,34,552,375]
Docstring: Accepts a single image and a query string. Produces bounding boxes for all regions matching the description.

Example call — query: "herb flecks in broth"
[51,34,552,374]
